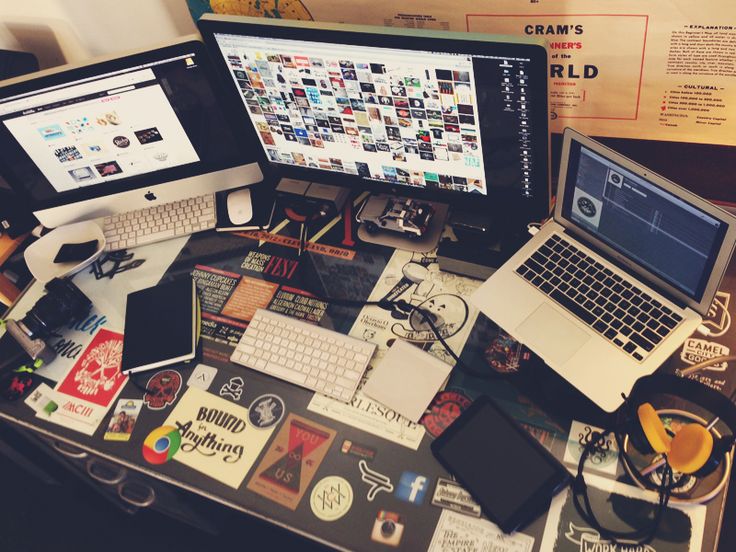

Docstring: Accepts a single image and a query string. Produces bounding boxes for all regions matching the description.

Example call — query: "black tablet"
[431,395,571,533]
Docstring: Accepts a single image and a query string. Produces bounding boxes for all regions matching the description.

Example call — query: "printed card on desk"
[247,414,336,510]
[362,339,453,422]
[163,386,275,489]
[45,328,126,435]
[428,510,534,552]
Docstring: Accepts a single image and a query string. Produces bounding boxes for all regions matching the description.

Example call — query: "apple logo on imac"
[144,191,157,201]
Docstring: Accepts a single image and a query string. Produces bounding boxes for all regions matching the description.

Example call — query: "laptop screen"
[561,140,728,302]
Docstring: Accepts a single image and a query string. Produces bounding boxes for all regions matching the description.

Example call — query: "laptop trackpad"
[516,303,590,365]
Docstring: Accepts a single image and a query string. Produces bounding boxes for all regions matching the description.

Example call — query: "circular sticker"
[310,476,353,521]
[113,136,130,148]
[248,394,285,429]
[142,425,180,464]
[421,390,472,438]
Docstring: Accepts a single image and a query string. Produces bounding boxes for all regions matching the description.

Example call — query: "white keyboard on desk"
[103,193,216,251]
[230,308,376,402]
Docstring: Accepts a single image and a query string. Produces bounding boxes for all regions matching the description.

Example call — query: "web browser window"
[0,57,200,193]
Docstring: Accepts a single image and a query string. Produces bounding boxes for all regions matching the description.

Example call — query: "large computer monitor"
[198,16,550,224]
[0,37,262,228]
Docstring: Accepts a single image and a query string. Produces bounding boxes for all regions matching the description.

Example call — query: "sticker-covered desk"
[0,212,733,552]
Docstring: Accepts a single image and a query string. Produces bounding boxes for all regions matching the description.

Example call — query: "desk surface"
[0,207,732,552]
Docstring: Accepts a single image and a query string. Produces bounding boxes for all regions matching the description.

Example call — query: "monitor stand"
[356,194,449,253]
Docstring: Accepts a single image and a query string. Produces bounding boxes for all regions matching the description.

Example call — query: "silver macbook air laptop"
[471,128,736,412]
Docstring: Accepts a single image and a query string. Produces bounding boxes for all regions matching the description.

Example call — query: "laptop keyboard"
[516,234,683,362]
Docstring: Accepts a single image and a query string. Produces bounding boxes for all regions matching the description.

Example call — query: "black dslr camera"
[1,278,92,399]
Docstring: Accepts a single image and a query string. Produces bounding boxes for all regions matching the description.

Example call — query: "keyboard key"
[643,328,663,344]
[593,320,607,333]
[550,289,596,324]
[630,333,654,351]
[525,259,544,274]
[623,342,637,353]
[659,315,677,329]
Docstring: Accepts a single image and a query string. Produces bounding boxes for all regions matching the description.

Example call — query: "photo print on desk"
[539,472,705,552]
[163,386,275,489]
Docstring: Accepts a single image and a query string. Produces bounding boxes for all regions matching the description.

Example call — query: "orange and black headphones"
[573,374,736,545]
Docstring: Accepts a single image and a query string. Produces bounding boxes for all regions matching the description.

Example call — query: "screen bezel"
[198,14,550,220]
[430,395,570,533]
[555,127,736,316]
[0,38,255,213]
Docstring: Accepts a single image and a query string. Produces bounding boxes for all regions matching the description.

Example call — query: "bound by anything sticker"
[310,476,353,521]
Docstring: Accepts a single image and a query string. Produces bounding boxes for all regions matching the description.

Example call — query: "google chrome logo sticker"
[142,425,181,464]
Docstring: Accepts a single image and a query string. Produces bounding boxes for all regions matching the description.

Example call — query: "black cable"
[317,295,505,379]
[573,429,676,546]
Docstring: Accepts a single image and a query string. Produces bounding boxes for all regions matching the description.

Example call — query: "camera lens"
[21,278,92,339]
[380,520,395,537]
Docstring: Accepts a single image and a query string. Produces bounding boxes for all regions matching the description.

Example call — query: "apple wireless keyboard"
[103,193,216,251]
[230,308,376,402]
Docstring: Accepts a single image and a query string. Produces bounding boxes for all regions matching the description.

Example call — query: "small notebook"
[215,182,276,232]
[121,276,200,374]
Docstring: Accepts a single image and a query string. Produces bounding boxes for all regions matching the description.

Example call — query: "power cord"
[318,295,504,379]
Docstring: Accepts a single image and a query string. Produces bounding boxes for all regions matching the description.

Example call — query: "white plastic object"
[24,220,105,283]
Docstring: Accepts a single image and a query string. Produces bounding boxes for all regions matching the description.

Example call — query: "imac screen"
[0,44,246,208]
[203,22,547,207]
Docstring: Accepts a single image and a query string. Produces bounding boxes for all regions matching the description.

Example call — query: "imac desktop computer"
[198,15,550,254]
[0,37,263,246]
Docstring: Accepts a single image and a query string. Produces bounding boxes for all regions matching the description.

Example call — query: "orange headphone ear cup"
[668,424,713,474]
[636,403,672,454]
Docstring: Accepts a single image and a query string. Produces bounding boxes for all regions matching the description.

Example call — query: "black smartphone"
[431,395,571,533]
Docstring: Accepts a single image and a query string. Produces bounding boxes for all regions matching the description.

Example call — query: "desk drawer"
[39,435,225,534]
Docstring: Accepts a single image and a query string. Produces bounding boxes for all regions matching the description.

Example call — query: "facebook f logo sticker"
[396,472,428,505]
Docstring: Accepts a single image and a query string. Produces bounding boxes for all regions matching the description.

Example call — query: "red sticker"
[56,328,126,407]
[421,390,472,438]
